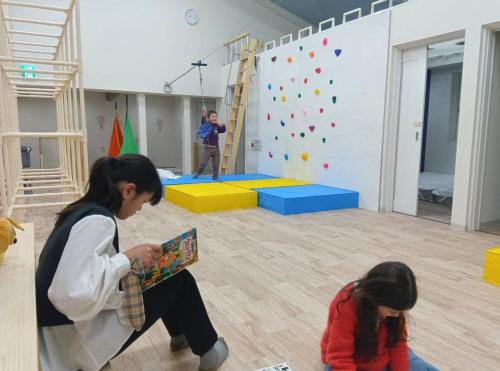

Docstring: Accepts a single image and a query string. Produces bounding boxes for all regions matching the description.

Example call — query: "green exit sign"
[21,64,36,78]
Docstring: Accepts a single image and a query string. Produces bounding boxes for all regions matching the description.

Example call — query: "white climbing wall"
[257,12,390,211]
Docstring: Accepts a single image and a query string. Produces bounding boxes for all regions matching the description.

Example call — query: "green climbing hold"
[299,46,303,51]
[298,93,302,98]
[275,136,278,140]
[273,96,276,101]
[322,137,326,143]
[300,132,305,138]
[332,96,337,104]
[329,79,333,85]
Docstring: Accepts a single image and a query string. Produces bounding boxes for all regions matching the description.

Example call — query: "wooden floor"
[30,201,500,371]
[417,199,452,224]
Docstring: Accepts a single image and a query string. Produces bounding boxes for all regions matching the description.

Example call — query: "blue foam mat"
[256,184,358,215]
[161,173,276,186]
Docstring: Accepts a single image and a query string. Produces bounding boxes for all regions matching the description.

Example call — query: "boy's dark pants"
[196,145,220,179]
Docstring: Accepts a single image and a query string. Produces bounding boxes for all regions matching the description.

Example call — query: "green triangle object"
[119,113,139,155]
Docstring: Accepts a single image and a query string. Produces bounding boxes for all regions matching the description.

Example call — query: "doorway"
[479,31,500,235]
[393,39,464,224]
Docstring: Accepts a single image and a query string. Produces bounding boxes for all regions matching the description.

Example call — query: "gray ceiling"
[270,0,407,25]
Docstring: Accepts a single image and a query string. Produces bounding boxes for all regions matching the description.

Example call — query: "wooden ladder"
[219,38,258,175]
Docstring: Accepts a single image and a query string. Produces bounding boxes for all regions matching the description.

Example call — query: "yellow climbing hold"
[281,96,287,102]
[301,152,309,161]
[314,89,321,95]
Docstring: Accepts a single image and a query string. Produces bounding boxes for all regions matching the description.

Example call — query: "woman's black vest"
[36,203,118,327]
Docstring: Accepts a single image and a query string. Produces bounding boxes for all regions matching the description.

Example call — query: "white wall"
[145,95,183,169]
[380,0,500,229]
[17,98,59,169]
[255,12,390,211]
[423,65,462,175]
[79,0,306,96]
[84,92,139,166]
[480,32,500,224]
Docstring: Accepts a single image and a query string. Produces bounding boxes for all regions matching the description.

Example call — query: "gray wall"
[145,95,183,169]
[480,32,500,224]
[424,65,462,175]
[18,98,59,169]
[84,92,138,166]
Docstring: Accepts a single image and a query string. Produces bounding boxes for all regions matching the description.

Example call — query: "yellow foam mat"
[165,183,257,213]
[224,178,310,189]
[484,247,500,285]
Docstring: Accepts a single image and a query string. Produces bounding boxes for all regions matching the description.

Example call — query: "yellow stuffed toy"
[0,218,24,264]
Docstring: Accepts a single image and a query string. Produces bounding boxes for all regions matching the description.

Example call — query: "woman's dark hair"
[56,154,162,225]
[207,110,217,119]
[336,262,417,361]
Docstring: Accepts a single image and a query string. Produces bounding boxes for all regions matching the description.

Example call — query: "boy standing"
[194,106,226,180]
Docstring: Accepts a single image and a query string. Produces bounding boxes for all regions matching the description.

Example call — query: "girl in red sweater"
[321,262,438,371]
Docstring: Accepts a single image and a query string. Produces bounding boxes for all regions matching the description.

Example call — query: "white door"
[393,46,428,215]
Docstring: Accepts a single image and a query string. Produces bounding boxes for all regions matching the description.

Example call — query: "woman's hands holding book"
[124,244,162,269]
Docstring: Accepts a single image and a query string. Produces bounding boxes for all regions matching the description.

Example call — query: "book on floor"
[139,228,198,291]
[255,363,293,371]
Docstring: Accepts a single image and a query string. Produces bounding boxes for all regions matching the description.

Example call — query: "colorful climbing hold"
[299,46,303,51]
[269,151,273,158]
[280,120,286,127]
[332,96,337,104]
[314,89,321,95]
[291,113,295,119]
[290,76,296,82]
[322,137,326,143]
[284,154,289,160]
[309,125,316,132]
[298,93,302,98]
[320,108,324,114]
[331,122,336,128]
[291,133,295,138]
[329,79,333,85]
[280,86,283,91]
[287,56,293,63]
[281,96,287,102]
[309,51,315,58]
[334,49,342,57]
[300,132,305,138]
[273,96,276,101]
[267,113,271,121]
[304,78,308,84]
[322,37,328,46]
[275,136,278,140]
[271,56,277,62]
[323,163,329,169]
[302,109,307,116]
[267,83,272,90]
[301,152,309,161]
[315,67,321,74]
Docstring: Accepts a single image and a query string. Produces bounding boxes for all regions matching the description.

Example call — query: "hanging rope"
[194,61,206,109]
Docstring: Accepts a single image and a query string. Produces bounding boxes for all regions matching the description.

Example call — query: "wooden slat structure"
[0,0,87,218]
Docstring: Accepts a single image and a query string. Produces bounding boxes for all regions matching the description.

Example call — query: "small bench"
[0,223,38,370]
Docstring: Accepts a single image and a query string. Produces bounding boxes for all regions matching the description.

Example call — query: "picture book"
[255,363,293,371]
[140,228,198,291]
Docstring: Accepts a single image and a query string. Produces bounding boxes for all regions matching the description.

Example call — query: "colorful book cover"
[255,363,293,371]
[140,228,198,291]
